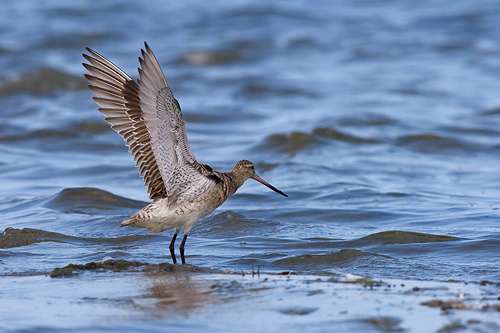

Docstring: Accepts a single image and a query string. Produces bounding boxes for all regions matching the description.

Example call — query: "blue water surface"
[1,0,500,330]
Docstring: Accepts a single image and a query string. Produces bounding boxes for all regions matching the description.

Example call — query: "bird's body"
[83,43,287,264]
[122,165,241,234]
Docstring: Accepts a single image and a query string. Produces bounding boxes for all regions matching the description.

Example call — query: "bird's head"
[232,160,287,197]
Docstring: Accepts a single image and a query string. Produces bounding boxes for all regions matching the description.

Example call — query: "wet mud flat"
[1,261,499,332]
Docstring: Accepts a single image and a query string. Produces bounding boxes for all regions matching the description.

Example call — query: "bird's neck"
[222,171,246,197]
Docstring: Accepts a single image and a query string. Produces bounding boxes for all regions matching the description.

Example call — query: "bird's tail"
[120,202,163,233]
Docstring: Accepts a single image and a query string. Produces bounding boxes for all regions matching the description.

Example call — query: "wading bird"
[83,43,287,264]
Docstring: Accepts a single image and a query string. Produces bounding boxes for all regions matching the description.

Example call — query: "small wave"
[228,4,318,22]
[275,249,387,270]
[69,121,113,136]
[446,237,500,253]
[194,211,282,238]
[350,230,459,246]
[259,127,378,155]
[313,127,379,144]
[395,133,482,154]
[0,68,86,96]
[337,113,397,127]
[0,227,70,249]
[0,227,150,249]
[480,106,500,116]
[183,49,243,66]
[44,187,145,214]
[0,121,130,154]
[0,128,79,144]
[259,131,320,154]
[239,82,319,99]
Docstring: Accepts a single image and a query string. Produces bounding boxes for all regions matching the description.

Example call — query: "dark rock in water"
[50,259,148,278]
[363,317,404,332]
[50,267,76,278]
[421,299,471,311]
[50,259,220,278]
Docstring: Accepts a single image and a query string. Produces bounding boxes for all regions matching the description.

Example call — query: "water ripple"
[0,227,149,249]
[274,249,389,270]
[44,187,145,214]
[0,68,86,95]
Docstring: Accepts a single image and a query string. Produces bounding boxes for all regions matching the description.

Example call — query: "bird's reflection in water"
[134,272,216,316]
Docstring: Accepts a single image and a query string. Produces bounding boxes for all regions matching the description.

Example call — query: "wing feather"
[83,43,218,206]
[83,47,165,199]
[136,43,218,207]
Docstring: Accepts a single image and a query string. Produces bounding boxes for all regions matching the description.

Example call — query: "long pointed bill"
[252,174,288,197]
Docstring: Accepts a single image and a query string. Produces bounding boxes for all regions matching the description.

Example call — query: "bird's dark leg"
[179,234,188,264]
[169,231,178,264]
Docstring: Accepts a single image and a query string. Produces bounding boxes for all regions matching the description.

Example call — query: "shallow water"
[2,271,499,332]
[1,0,500,331]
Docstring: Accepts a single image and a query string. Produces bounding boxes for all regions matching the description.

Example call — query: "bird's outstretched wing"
[83,43,218,206]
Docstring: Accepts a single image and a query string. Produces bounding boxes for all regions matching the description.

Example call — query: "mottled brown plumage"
[83,43,287,264]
